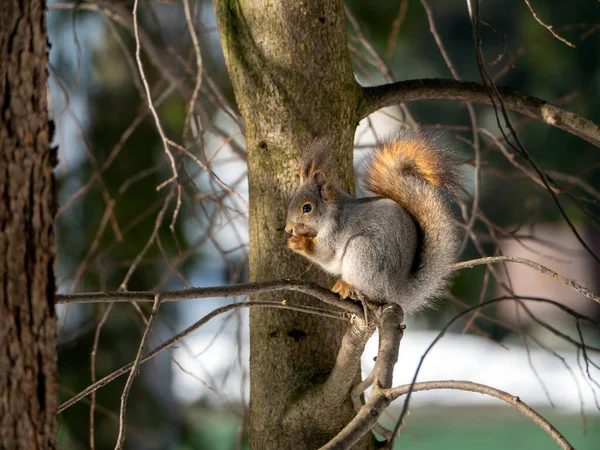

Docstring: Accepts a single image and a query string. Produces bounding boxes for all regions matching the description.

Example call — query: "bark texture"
[214,0,371,448]
[0,1,58,448]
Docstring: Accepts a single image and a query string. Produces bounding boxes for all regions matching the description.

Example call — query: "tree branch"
[388,380,575,450]
[57,301,349,414]
[320,317,376,405]
[372,305,405,389]
[453,256,600,303]
[285,316,376,439]
[57,252,600,310]
[114,293,162,449]
[389,295,600,447]
[56,279,364,317]
[320,305,404,450]
[359,79,600,148]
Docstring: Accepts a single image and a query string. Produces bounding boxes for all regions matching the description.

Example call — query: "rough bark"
[214,0,372,448]
[0,1,58,449]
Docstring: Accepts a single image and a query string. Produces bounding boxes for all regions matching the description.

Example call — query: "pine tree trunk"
[215,1,372,448]
[0,1,58,448]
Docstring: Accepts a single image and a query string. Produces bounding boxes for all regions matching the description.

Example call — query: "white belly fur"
[319,258,343,276]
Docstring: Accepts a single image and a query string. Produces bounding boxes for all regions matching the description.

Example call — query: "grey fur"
[286,132,462,315]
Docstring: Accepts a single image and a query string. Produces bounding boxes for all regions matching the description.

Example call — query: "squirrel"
[285,131,462,315]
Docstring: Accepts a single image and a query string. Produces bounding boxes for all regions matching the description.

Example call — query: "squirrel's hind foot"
[332,280,377,324]
[331,279,358,299]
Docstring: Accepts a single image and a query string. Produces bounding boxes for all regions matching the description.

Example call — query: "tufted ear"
[299,136,336,184]
[312,170,337,202]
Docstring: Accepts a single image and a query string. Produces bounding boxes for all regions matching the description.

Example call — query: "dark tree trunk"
[215,0,373,448]
[0,1,58,448]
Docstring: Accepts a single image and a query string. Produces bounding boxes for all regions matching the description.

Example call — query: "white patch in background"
[171,327,599,414]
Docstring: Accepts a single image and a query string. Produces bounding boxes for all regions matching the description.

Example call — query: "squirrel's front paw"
[331,279,358,299]
[287,235,314,255]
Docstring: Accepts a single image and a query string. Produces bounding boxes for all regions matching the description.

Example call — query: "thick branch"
[285,318,376,438]
[320,389,390,450]
[372,305,405,389]
[320,318,376,404]
[359,79,600,148]
[388,380,574,450]
[321,305,404,450]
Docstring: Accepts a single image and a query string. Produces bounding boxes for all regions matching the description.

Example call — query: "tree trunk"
[0,1,58,448]
[215,1,372,448]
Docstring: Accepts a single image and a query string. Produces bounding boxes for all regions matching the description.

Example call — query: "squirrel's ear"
[300,161,321,184]
[313,171,337,202]
[299,136,335,183]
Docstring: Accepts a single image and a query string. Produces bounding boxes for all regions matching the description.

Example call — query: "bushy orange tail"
[364,131,462,305]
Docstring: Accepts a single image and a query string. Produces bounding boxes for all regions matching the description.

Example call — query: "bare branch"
[388,380,575,450]
[57,301,349,414]
[90,304,114,450]
[453,256,600,303]
[344,4,418,127]
[321,388,390,450]
[59,251,600,311]
[114,294,162,449]
[321,304,404,450]
[522,0,576,48]
[131,0,178,192]
[390,295,600,446]
[285,316,376,439]
[385,0,409,59]
[56,279,364,317]
[119,189,174,291]
[320,317,376,404]
[359,79,600,148]
[372,305,405,389]
[182,0,203,132]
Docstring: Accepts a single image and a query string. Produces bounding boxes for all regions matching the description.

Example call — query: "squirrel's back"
[364,131,462,310]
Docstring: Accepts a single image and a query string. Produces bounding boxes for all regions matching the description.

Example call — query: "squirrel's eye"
[302,203,312,213]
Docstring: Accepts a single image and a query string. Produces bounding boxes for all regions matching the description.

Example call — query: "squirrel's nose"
[285,225,294,235]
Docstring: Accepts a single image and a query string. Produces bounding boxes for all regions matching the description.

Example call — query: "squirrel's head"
[285,170,338,238]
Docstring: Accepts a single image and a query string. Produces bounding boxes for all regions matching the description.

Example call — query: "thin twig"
[385,0,409,58]
[132,0,179,190]
[390,295,599,446]
[90,303,114,450]
[183,0,203,132]
[119,189,174,291]
[522,0,576,48]
[167,139,249,209]
[345,4,418,128]
[453,255,600,303]
[57,301,349,414]
[114,294,162,449]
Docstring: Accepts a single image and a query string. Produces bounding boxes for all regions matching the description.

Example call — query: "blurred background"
[48,0,600,448]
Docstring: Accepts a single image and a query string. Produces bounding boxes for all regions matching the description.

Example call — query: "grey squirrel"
[285,131,462,314]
